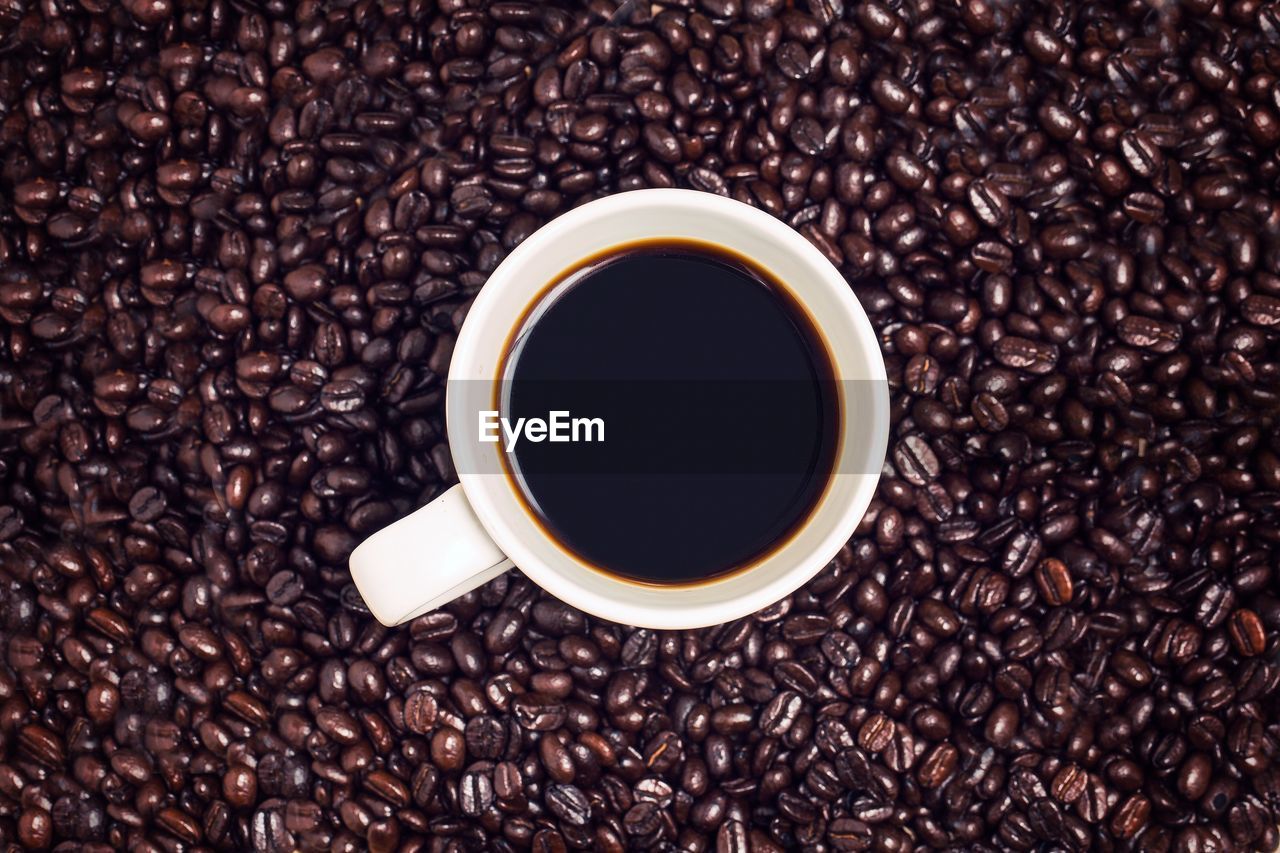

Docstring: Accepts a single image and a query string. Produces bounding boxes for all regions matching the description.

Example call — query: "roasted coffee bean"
[828,817,873,851]
[545,784,591,827]
[1051,765,1087,804]
[904,355,941,395]
[513,693,567,731]
[968,178,1010,226]
[858,714,894,753]
[993,336,1057,374]
[459,768,495,816]
[893,435,940,485]
[1242,295,1280,328]
[1034,558,1073,605]
[971,393,1009,431]
[1229,610,1266,657]
[1116,315,1181,353]
[128,487,167,522]
[1111,793,1150,838]
[916,744,958,788]
[403,690,438,735]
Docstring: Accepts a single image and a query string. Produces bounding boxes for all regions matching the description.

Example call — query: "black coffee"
[499,239,839,585]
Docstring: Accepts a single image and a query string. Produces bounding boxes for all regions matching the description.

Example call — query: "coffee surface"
[502,243,839,585]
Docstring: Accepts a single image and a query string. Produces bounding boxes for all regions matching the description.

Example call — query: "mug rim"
[447,189,888,628]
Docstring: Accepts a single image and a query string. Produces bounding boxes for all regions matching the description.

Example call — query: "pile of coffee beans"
[2,0,1279,849]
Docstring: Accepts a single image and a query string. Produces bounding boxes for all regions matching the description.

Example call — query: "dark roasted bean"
[1229,610,1266,657]
[545,784,591,827]
[1034,558,1073,606]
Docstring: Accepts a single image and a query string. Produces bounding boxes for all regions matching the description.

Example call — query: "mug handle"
[349,484,514,626]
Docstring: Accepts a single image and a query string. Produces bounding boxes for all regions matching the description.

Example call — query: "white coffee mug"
[349,189,888,629]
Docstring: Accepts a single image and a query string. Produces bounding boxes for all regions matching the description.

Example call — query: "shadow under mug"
[349,189,888,629]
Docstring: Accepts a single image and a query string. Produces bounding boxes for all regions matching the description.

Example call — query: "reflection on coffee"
[498,239,840,586]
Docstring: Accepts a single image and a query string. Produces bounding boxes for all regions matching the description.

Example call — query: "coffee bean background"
[1,0,1279,850]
